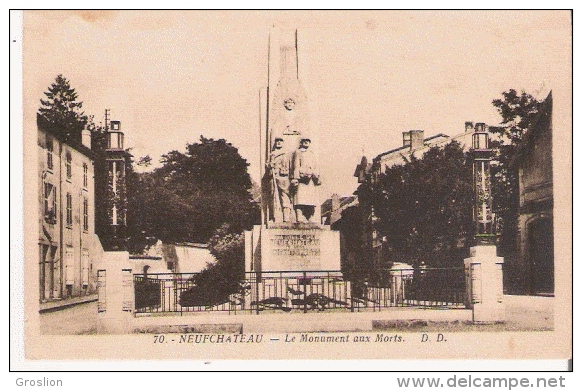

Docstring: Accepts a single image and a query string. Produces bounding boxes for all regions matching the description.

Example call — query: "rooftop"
[374,133,450,162]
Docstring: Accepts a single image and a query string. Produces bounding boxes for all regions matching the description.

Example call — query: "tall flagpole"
[259,88,265,226]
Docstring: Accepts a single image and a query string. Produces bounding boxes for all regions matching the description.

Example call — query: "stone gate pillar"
[465,245,505,323]
[96,251,134,333]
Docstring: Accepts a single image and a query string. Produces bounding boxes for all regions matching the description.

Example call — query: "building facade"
[371,122,478,177]
[37,115,101,302]
[514,92,554,295]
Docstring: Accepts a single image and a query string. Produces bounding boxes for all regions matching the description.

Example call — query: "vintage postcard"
[13,10,571,369]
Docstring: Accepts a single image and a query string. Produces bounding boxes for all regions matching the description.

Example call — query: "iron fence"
[133,267,466,315]
[250,271,352,313]
[133,272,241,314]
[352,267,467,311]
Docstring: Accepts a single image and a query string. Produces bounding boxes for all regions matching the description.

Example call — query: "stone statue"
[267,137,293,223]
[291,137,321,223]
[270,91,309,143]
[270,47,309,141]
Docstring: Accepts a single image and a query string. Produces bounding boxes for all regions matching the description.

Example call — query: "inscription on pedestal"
[271,233,321,257]
[268,230,321,270]
[247,225,340,272]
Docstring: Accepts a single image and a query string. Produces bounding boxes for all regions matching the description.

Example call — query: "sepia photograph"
[13,9,572,369]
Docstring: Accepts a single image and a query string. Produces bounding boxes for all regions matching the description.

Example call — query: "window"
[472,132,489,150]
[107,132,123,149]
[66,193,73,227]
[46,138,54,170]
[83,163,88,189]
[83,197,89,231]
[43,183,57,224]
[65,152,72,180]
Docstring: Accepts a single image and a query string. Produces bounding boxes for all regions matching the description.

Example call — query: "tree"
[130,137,260,305]
[128,136,259,249]
[126,137,259,306]
[38,74,88,141]
[90,122,111,245]
[489,89,542,289]
[491,89,540,144]
[179,224,245,307]
[368,142,474,270]
[136,155,152,167]
[335,203,370,281]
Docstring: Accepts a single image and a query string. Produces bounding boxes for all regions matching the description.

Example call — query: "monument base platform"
[245,224,340,273]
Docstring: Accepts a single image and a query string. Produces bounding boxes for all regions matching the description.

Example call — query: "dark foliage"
[128,136,259,251]
[179,224,245,307]
[91,124,111,244]
[491,89,540,144]
[127,137,257,306]
[336,204,372,281]
[368,142,475,269]
[489,90,542,257]
[38,74,88,142]
[408,268,466,304]
[134,278,162,309]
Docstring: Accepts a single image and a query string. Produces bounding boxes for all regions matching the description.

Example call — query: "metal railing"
[134,273,240,315]
[250,271,351,314]
[133,267,466,315]
[352,268,466,311]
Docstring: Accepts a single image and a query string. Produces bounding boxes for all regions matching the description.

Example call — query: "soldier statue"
[267,137,293,223]
[291,137,321,223]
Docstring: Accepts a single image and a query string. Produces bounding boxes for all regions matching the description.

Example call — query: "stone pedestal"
[96,251,134,334]
[245,224,340,273]
[464,245,505,324]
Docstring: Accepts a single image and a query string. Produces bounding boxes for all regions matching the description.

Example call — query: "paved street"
[39,295,554,335]
[503,294,554,331]
[40,301,99,335]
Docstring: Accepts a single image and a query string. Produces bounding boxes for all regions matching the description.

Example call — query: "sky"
[22,10,572,199]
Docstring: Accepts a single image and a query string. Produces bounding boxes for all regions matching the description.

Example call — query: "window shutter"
[81,250,89,286]
[65,247,74,285]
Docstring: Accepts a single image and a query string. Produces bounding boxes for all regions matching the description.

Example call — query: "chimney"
[465,121,474,133]
[403,131,411,148]
[410,130,424,150]
[81,128,91,149]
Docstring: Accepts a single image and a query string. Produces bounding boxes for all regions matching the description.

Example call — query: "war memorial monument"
[245,29,340,274]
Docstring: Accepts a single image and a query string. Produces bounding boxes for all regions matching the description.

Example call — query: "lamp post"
[470,129,495,245]
[464,124,505,323]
